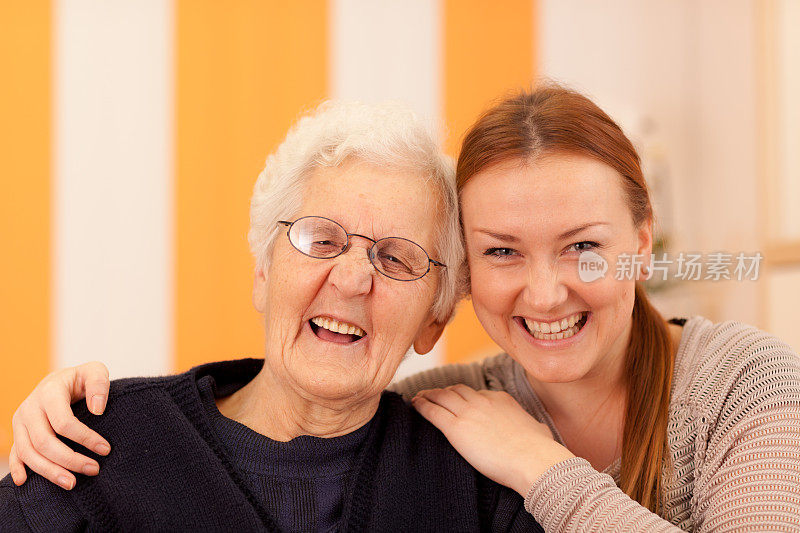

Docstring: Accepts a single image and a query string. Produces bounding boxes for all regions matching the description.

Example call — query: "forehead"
[299,160,440,243]
[462,153,629,234]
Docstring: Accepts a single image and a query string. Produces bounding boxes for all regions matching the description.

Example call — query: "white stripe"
[54,0,173,378]
[329,0,442,123]
[777,0,800,240]
[330,0,444,375]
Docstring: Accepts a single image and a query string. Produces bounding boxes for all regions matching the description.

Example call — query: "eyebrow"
[474,222,609,242]
[558,222,610,240]
[474,230,520,243]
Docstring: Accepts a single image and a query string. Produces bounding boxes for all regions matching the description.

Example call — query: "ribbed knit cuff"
[524,456,592,512]
[524,457,618,529]
[522,457,681,532]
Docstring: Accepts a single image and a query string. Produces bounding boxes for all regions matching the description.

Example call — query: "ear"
[252,266,268,313]
[636,218,654,281]
[413,315,447,355]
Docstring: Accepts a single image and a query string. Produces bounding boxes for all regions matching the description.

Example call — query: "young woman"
[8,86,800,531]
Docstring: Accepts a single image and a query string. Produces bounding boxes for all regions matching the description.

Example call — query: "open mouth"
[520,311,589,341]
[309,316,366,344]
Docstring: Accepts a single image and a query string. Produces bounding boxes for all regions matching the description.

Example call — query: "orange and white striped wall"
[0,0,536,455]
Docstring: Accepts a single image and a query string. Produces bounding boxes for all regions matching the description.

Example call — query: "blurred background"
[1,0,798,470]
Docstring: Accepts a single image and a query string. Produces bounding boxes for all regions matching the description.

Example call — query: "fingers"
[9,443,27,486]
[445,384,485,402]
[24,407,101,474]
[79,361,110,415]
[44,396,110,456]
[13,425,76,490]
[410,395,456,427]
[413,387,469,416]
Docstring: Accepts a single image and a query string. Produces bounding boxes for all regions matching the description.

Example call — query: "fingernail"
[58,476,75,490]
[90,395,106,415]
[83,463,99,476]
[95,442,110,455]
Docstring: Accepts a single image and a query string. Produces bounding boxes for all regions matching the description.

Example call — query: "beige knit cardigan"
[391,317,800,531]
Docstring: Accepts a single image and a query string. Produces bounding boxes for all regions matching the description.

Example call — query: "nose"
[523,258,568,312]
[327,241,374,297]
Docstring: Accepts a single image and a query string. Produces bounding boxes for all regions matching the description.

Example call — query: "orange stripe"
[174,1,328,371]
[442,0,537,363]
[0,1,51,454]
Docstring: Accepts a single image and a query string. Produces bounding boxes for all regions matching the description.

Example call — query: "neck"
[216,363,380,441]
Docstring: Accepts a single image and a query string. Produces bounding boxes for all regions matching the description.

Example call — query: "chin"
[518,352,594,384]
[296,368,373,400]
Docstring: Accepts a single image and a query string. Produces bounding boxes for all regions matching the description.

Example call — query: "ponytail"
[619,284,674,512]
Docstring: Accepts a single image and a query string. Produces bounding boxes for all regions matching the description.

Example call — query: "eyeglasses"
[277,216,446,281]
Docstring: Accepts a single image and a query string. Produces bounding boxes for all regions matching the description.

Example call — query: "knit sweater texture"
[391,316,800,531]
[0,358,544,532]
[197,373,370,533]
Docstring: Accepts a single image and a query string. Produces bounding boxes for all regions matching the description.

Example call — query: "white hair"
[248,100,466,323]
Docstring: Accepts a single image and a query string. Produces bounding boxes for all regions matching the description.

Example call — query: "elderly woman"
[0,101,542,532]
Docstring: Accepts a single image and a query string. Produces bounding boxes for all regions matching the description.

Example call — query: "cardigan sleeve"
[690,337,800,531]
[523,330,800,532]
[524,458,682,532]
[388,359,489,399]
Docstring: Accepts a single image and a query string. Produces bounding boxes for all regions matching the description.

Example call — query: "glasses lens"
[289,217,347,258]
[371,238,430,280]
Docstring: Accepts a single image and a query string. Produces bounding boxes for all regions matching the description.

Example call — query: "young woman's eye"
[484,247,517,258]
[566,241,600,253]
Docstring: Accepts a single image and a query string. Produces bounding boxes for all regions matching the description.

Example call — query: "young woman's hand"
[9,361,112,490]
[412,385,574,496]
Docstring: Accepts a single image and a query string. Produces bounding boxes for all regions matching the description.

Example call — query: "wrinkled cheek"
[370,337,407,383]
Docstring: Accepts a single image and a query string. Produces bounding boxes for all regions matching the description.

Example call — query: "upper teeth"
[311,316,365,337]
[524,312,585,334]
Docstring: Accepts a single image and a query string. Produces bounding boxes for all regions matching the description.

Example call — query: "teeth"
[524,312,587,341]
[311,317,365,337]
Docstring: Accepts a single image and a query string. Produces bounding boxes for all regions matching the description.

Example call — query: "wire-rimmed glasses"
[277,216,446,281]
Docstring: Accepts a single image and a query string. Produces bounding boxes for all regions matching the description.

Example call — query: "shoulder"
[1,470,85,532]
[71,372,189,431]
[388,353,514,399]
[377,391,468,455]
[672,316,800,422]
[71,358,264,430]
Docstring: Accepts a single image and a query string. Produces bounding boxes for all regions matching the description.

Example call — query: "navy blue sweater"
[0,359,543,532]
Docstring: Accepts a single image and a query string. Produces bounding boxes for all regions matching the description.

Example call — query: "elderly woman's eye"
[484,248,516,258]
[379,253,413,273]
[309,240,342,255]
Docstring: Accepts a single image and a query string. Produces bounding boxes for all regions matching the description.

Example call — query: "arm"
[388,359,489,399]
[412,354,800,531]
[9,362,111,489]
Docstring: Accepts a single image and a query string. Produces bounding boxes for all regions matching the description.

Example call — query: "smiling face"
[253,159,445,403]
[461,153,652,386]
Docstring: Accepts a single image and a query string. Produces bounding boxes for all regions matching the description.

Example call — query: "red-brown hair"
[457,84,673,512]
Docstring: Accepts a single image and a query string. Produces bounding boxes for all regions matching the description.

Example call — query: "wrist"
[512,443,575,497]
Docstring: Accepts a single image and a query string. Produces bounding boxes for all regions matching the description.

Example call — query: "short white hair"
[248,100,466,322]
